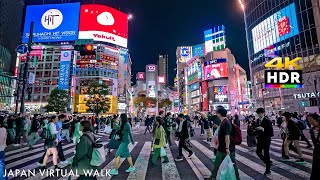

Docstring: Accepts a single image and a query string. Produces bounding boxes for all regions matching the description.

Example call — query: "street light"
[128,14,133,20]
[238,0,245,10]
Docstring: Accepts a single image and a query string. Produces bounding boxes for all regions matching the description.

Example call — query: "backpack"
[231,124,242,145]
[297,120,306,130]
[82,134,106,167]
[43,126,56,140]
[277,117,283,128]
[165,117,173,131]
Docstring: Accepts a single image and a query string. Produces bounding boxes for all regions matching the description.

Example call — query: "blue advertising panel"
[204,29,213,42]
[192,44,204,57]
[204,58,227,66]
[190,83,199,91]
[23,3,80,43]
[58,51,71,90]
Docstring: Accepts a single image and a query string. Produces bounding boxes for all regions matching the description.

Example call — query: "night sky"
[26,0,249,85]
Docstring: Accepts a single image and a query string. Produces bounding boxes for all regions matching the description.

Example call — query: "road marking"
[127,142,152,180]
[192,140,253,180]
[162,146,181,180]
[6,142,44,156]
[272,139,314,153]
[174,141,210,179]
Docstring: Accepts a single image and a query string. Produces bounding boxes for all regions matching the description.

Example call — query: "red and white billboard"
[137,72,145,80]
[78,5,128,48]
[158,76,165,84]
[203,63,228,80]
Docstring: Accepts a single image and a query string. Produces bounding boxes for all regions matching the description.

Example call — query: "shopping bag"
[160,147,167,157]
[216,155,236,180]
[211,127,219,149]
[104,125,112,134]
[90,145,106,166]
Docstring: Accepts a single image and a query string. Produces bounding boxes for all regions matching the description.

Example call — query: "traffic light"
[74,44,95,56]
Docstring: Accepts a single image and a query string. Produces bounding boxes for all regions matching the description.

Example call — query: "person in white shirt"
[0,116,7,179]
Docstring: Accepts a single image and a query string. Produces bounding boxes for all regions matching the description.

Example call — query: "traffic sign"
[75,39,94,45]
[16,45,28,54]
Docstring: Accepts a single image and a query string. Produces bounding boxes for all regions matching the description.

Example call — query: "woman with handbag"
[42,116,59,169]
[307,113,320,180]
[107,115,120,154]
[109,114,135,176]
[151,117,169,166]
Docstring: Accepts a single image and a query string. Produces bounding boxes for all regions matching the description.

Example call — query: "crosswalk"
[5,134,313,180]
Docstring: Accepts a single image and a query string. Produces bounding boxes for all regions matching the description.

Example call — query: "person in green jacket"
[107,115,120,154]
[72,117,82,145]
[151,116,169,166]
[109,114,135,176]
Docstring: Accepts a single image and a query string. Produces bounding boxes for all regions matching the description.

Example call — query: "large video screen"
[23,3,80,43]
[204,63,228,80]
[78,5,128,48]
[252,3,299,54]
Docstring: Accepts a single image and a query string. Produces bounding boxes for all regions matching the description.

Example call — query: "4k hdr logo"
[264,57,303,88]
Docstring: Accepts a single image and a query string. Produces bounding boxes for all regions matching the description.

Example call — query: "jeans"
[15,129,24,144]
[23,130,28,143]
[0,151,7,180]
[151,148,168,165]
[211,151,240,180]
[200,124,205,135]
[7,129,15,144]
[61,129,71,142]
[165,130,172,146]
[178,138,192,157]
[256,139,271,172]
[28,132,40,147]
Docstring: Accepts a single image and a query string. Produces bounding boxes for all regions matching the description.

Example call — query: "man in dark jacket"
[175,114,193,161]
[28,114,40,149]
[256,108,274,176]
[14,113,25,146]
[144,115,152,135]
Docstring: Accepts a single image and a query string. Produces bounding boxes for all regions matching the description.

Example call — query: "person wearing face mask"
[255,108,274,176]
[307,113,320,180]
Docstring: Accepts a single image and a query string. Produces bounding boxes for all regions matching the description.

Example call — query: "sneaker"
[126,166,136,173]
[175,157,183,161]
[28,146,34,150]
[280,156,290,161]
[13,144,20,147]
[264,171,271,176]
[36,162,43,167]
[162,160,169,163]
[60,160,69,165]
[109,169,119,176]
[188,152,194,158]
[296,159,305,164]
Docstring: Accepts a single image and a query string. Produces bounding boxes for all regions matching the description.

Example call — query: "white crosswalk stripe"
[4,137,312,180]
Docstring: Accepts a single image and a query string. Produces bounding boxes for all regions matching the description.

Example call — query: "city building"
[158,54,168,86]
[241,0,320,113]
[0,0,24,109]
[16,3,132,114]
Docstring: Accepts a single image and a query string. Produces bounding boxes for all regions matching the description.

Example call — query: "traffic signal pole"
[20,22,34,114]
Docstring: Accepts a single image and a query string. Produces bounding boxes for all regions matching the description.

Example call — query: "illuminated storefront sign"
[204,63,228,80]
[191,90,200,98]
[204,25,226,54]
[213,104,230,110]
[252,3,299,54]
[189,83,199,91]
[204,58,227,66]
[137,72,145,80]
[188,73,198,84]
[58,51,71,90]
[293,92,320,99]
[214,94,228,103]
[147,65,156,72]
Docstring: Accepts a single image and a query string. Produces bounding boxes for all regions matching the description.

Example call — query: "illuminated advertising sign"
[204,58,227,66]
[192,44,204,57]
[187,73,199,85]
[204,63,228,80]
[137,72,145,80]
[58,51,71,90]
[189,83,199,91]
[213,104,229,110]
[177,46,192,63]
[191,90,200,98]
[191,97,200,104]
[23,3,80,43]
[158,76,165,84]
[204,25,226,54]
[78,5,128,47]
[147,65,156,72]
[181,47,190,57]
[147,81,156,97]
[252,3,299,54]
[213,86,228,102]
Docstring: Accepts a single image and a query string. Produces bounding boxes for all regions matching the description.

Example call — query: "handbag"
[160,147,166,157]
[43,128,56,140]
[154,139,160,145]
[107,138,121,149]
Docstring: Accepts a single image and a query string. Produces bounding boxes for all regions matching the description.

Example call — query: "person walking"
[55,114,68,164]
[28,114,40,149]
[281,112,305,163]
[247,116,257,152]
[109,114,135,175]
[71,120,97,179]
[41,116,59,169]
[14,113,25,146]
[199,115,205,136]
[151,116,169,166]
[175,114,193,161]
[0,116,7,180]
[164,112,173,146]
[72,117,82,145]
[23,115,31,144]
[292,113,312,148]
[233,114,241,128]
[256,108,274,175]
[144,115,152,135]
[107,115,120,154]
[61,116,71,143]
[211,108,240,180]
[6,115,15,146]
[203,117,212,142]
[307,113,320,180]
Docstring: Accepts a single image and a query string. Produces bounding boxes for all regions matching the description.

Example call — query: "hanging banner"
[58,51,71,90]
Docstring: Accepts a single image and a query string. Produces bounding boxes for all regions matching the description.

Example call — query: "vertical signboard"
[118,49,128,96]
[148,81,156,97]
[58,51,71,90]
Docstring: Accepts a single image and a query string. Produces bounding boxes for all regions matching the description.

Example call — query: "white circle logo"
[41,9,63,30]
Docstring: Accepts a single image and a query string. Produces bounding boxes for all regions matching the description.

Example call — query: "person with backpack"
[71,120,97,179]
[109,114,135,176]
[307,113,320,180]
[255,108,274,176]
[292,113,312,148]
[211,108,240,180]
[0,116,7,180]
[281,112,305,163]
[164,112,173,146]
[14,113,25,146]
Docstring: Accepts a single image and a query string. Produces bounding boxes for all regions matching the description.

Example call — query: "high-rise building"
[158,54,168,85]
[0,0,24,108]
[241,0,320,113]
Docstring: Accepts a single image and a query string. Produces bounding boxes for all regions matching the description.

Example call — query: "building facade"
[158,54,168,86]
[242,0,320,113]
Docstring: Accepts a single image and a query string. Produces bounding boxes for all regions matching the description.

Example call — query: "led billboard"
[204,63,228,80]
[137,72,145,80]
[204,25,226,54]
[23,3,80,43]
[158,76,165,84]
[78,5,128,48]
[148,81,156,98]
[252,3,299,54]
[192,44,204,57]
